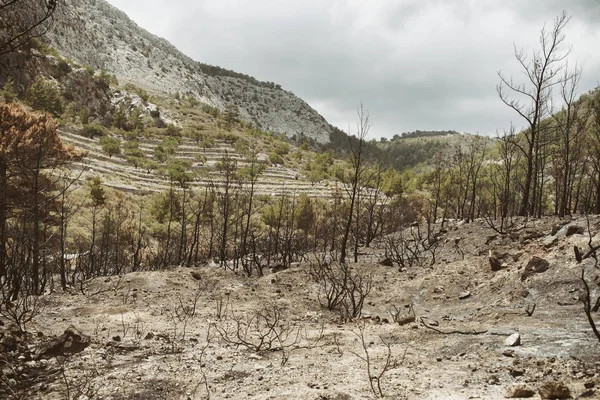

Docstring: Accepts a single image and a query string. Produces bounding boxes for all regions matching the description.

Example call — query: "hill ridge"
[47,0,332,143]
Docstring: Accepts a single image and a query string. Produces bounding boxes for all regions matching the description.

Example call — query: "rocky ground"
[2,216,600,399]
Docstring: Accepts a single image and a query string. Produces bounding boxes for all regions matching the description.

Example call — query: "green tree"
[25,76,64,116]
[223,103,239,130]
[112,106,127,130]
[99,136,121,158]
[83,122,108,139]
[154,137,179,163]
[79,106,90,124]
[269,152,284,165]
[274,141,290,156]
[2,77,16,103]
[167,159,193,187]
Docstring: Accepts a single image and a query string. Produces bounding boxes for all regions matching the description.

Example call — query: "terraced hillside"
[58,128,337,197]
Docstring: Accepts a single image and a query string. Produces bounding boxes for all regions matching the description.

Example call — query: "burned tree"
[497,11,571,216]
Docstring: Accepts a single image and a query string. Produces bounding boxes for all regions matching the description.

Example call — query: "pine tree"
[2,78,16,103]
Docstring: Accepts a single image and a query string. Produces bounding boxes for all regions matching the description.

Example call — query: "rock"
[538,381,571,399]
[503,349,516,357]
[505,333,521,347]
[506,385,535,398]
[315,393,353,400]
[542,235,559,248]
[34,326,90,360]
[434,286,444,294]
[486,234,497,244]
[524,229,545,240]
[112,335,121,342]
[270,264,288,273]
[144,332,155,340]
[489,255,504,271]
[108,342,140,352]
[551,224,564,236]
[378,258,393,267]
[190,271,202,280]
[510,368,525,377]
[458,291,471,300]
[580,389,595,398]
[521,257,550,281]
[395,315,416,326]
[574,246,583,262]
[565,225,584,236]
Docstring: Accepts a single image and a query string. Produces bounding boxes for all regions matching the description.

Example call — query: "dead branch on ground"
[419,317,487,335]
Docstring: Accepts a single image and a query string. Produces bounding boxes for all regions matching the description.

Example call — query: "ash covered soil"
[3,217,600,399]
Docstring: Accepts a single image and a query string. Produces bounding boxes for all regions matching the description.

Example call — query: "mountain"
[46,0,331,143]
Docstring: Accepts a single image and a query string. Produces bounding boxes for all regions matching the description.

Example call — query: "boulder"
[505,332,521,347]
[34,326,90,360]
[506,385,535,398]
[190,271,202,280]
[556,224,585,238]
[565,225,584,236]
[551,224,564,236]
[378,258,393,267]
[458,291,471,300]
[489,255,504,271]
[270,264,288,273]
[538,381,571,399]
[521,257,550,281]
[543,235,559,248]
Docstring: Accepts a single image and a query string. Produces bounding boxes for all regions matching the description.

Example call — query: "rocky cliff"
[47,0,331,143]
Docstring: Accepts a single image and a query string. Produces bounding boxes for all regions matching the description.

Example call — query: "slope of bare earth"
[3,216,600,399]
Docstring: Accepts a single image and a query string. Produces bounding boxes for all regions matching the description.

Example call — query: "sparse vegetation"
[25,76,64,116]
[3,7,600,400]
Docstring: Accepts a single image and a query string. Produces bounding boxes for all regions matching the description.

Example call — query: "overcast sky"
[106,0,600,139]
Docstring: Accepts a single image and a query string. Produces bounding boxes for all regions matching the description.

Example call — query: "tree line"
[0,101,410,302]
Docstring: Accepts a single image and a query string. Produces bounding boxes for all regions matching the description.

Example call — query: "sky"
[106,0,600,139]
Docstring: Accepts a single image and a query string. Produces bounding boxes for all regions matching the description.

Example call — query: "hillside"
[58,126,337,198]
[46,0,332,143]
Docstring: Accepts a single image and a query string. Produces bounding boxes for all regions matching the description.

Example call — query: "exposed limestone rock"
[459,291,471,300]
[504,332,521,347]
[521,257,550,281]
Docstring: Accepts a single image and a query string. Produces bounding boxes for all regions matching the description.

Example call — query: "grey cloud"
[107,0,600,138]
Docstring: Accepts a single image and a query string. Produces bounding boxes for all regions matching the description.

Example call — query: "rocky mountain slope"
[46,0,331,143]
